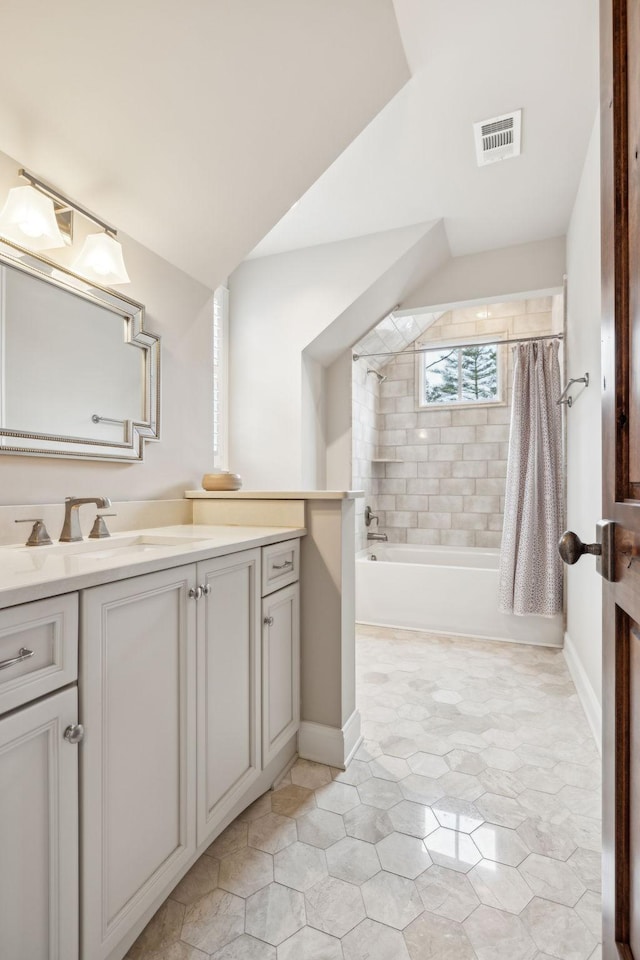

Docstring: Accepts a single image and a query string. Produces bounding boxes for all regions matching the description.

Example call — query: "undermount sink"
[47,535,208,559]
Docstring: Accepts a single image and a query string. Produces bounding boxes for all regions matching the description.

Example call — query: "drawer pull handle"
[63,723,85,745]
[0,647,35,671]
[264,616,274,626]
[272,560,293,570]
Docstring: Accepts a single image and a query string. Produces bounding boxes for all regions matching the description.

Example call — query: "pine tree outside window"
[418,338,504,408]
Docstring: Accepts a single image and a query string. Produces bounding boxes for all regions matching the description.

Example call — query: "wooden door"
[602,1,640,954]
[196,549,261,845]
[0,687,79,960]
[262,582,300,768]
[81,566,197,960]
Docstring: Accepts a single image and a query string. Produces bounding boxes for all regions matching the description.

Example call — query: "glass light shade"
[0,185,66,250]
[73,232,130,285]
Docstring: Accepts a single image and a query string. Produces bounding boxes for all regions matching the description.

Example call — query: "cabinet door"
[196,549,261,844]
[0,686,79,960]
[81,566,197,960]
[262,582,300,767]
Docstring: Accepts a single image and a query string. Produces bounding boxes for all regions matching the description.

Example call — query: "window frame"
[213,285,229,469]
[415,334,507,411]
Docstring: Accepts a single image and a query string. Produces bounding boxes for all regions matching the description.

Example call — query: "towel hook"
[557,373,589,408]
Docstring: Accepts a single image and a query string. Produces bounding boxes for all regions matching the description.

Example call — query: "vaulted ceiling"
[0,1,409,288]
[250,0,599,261]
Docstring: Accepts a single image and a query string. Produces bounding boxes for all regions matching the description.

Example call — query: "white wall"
[402,236,566,311]
[564,113,602,745]
[0,149,215,507]
[228,222,441,488]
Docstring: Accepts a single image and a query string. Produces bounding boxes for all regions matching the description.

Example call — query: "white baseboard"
[563,631,602,755]
[298,710,363,769]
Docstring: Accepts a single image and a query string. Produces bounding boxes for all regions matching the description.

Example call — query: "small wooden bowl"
[201,471,243,491]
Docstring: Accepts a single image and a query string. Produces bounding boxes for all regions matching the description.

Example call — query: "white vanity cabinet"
[261,539,300,768]
[0,527,302,960]
[0,686,80,960]
[0,593,80,960]
[196,549,261,844]
[80,565,198,960]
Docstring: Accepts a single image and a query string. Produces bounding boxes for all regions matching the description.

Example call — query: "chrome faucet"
[367,531,388,542]
[60,496,112,542]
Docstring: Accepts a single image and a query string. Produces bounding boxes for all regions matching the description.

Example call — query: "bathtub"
[356,544,563,646]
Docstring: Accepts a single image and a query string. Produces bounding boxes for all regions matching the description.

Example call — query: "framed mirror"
[0,237,160,461]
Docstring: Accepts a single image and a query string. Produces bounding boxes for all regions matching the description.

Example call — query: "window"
[418,339,504,408]
[213,286,229,467]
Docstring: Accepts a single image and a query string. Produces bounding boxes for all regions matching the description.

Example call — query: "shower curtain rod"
[352,331,563,362]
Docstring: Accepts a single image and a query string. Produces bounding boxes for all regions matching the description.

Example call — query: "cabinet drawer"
[0,594,78,715]
[262,539,300,595]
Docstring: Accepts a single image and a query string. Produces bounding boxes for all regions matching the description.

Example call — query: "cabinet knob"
[188,586,203,600]
[200,584,212,596]
[264,616,274,626]
[64,723,85,744]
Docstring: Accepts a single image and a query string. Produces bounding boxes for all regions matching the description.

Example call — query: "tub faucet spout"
[367,531,388,542]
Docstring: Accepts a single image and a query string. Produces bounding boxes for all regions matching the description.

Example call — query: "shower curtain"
[498,340,564,616]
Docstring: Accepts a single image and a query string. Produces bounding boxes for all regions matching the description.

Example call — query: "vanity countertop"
[184,490,364,500]
[0,523,305,610]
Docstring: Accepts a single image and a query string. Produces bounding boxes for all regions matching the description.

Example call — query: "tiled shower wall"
[352,360,380,552]
[353,297,562,549]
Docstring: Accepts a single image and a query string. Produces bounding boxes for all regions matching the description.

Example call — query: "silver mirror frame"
[0,236,160,462]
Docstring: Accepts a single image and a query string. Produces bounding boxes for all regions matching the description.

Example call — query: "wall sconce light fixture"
[0,168,130,285]
[0,184,67,250]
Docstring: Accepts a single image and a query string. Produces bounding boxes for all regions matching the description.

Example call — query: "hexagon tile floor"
[127,625,602,960]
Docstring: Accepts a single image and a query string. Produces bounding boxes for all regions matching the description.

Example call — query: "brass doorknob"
[558,530,602,565]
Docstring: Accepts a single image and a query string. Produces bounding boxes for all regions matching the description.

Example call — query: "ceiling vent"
[473,110,522,166]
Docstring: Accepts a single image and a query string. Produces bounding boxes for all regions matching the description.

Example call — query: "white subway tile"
[451,408,487,426]
[396,495,431,511]
[406,478,441,495]
[487,461,508,478]
[475,424,509,443]
[406,428,441,444]
[417,410,452,427]
[386,462,418,478]
[463,495,500,513]
[440,426,477,444]
[439,478,476,495]
[396,396,416,413]
[452,461,487,478]
[451,513,488,531]
[385,511,418,527]
[487,407,511,424]
[429,495,464,512]
[418,512,451,529]
[381,380,409,398]
[380,479,406,495]
[475,478,506,496]
[418,461,452,478]
[430,444,463,461]
[383,412,418,430]
[379,429,407,445]
[526,297,553,313]
[441,529,475,547]
[407,528,441,545]
[462,443,501,461]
